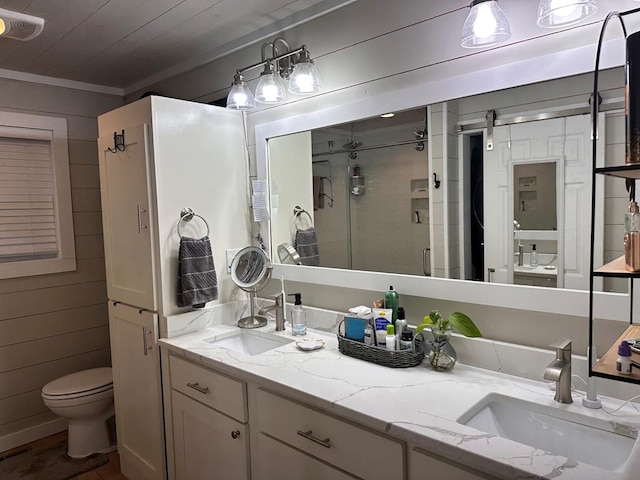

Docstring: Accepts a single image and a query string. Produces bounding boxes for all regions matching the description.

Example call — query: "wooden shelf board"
[593,255,640,277]
[592,325,640,382]
[596,164,640,179]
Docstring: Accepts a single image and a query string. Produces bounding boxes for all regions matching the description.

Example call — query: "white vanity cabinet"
[409,447,498,480]
[253,388,405,480]
[168,355,250,480]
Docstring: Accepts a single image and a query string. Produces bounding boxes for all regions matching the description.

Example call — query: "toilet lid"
[42,367,112,396]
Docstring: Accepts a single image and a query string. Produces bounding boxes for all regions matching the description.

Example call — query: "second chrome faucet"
[543,338,573,404]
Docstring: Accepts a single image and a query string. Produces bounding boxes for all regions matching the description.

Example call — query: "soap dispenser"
[530,244,538,268]
[289,293,306,336]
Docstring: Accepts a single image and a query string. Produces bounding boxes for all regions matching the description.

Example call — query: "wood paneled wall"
[0,78,122,452]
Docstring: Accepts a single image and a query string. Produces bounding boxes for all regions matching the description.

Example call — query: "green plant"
[416,309,482,338]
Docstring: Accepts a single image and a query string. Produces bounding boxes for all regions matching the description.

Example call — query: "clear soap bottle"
[530,244,538,268]
[290,293,307,336]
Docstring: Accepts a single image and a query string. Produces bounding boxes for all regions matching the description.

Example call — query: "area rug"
[0,442,108,480]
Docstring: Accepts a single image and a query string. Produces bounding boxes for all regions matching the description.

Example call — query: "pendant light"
[226,72,256,111]
[537,0,598,28]
[255,62,286,104]
[461,0,511,49]
[288,46,322,94]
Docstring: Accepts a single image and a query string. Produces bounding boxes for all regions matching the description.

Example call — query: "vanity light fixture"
[461,0,511,48]
[226,37,322,110]
[537,0,598,28]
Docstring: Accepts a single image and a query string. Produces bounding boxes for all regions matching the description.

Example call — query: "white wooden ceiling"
[0,0,352,90]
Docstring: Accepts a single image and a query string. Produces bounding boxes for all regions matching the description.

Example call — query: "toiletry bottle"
[530,244,538,268]
[290,293,307,336]
[624,201,640,271]
[385,325,396,351]
[385,286,399,323]
[617,341,633,374]
[400,330,413,351]
[395,307,407,350]
[364,322,374,345]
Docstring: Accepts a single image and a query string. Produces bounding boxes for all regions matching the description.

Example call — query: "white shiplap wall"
[0,78,122,451]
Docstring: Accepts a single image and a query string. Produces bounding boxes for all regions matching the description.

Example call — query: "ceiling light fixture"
[0,8,44,41]
[226,37,322,111]
[461,0,511,48]
[380,113,395,118]
[537,0,598,28]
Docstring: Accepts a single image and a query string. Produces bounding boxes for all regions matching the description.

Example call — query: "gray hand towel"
[177,236,218,308]
[294,227,320,266]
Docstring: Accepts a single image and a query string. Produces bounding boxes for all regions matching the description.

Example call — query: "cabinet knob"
[231,430,241,439]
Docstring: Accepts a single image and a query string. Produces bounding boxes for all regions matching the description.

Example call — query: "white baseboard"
[0,418,67,454]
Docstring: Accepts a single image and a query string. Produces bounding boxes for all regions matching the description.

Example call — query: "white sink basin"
[457,394,638,471]
[204,330,293,356]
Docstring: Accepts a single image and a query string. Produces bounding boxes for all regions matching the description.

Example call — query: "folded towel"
[294,227,320,266]
[177,236,218,308]
[313,175,324,210]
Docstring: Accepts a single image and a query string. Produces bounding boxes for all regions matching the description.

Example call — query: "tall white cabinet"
[98,96,250,479]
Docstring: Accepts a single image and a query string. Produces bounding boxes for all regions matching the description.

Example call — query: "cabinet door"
[109,302,165,480]
[172,391,249,480]
[256,433,356,480]
[99,124,156,310]
[409,447,496,480]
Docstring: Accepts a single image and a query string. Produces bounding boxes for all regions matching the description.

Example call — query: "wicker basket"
[337,321,425,368]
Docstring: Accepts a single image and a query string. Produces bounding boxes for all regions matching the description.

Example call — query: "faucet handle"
[549,338,571,360]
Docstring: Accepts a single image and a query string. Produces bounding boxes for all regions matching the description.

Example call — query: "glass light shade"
[537,0,598,28]
[289,61,322,95]
[226,74,256,110]
[255,72,286,104]
[461,0,511,49]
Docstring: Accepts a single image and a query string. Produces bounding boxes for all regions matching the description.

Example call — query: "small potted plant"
[415,310,482,371]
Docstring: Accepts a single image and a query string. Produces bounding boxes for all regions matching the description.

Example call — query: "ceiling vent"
[0,8,44,41]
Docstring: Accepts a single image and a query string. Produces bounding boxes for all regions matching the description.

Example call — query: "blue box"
[345,316,367,341]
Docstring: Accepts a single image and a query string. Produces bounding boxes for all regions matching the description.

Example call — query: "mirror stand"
[238,290,268,328]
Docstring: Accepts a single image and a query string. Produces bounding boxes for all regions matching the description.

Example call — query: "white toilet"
[41,367,116,459]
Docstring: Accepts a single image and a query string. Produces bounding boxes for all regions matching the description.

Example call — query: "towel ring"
[293,205,313,224]
[177,207,210,239]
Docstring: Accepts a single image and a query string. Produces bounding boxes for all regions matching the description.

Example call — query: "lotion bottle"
[530,244,538,268]
[385,286,399,323]
[385,325,396,351]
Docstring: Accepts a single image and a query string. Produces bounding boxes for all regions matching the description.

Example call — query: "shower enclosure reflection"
[269,109,430,276]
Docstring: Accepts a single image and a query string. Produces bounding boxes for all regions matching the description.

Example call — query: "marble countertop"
[514,264,557,276]
[160,322,640,480]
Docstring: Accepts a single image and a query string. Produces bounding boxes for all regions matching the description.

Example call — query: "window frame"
[0,111,76,279]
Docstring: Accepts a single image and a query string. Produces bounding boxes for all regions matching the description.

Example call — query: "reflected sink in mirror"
[204,331,293,356]
[457,394,638,472]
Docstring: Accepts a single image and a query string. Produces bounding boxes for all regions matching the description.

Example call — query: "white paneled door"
[98,124,157,311]
[484,114,604,290]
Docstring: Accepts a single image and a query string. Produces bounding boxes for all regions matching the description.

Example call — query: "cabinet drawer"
[256,388,404,480]
[256,433,356,480]
[169,355,247,422]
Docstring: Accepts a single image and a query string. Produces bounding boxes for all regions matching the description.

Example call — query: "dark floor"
[1,431,128,480]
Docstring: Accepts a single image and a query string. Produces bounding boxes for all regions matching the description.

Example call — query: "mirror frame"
[255,43,628,322]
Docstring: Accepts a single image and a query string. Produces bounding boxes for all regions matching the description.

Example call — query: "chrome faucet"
[514,220,523,266]
[258,294,286,331]
[543,338,573,404]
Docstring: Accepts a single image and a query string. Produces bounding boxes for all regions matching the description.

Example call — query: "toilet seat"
[42,367,112,400]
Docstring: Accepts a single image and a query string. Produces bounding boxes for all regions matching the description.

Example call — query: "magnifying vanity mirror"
[277,243,301,265]
[230,246,272,328]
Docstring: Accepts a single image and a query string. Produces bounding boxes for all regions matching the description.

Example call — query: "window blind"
[0,136,57,261]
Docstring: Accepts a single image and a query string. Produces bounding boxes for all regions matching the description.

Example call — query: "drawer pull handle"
[231,430,241,439]
[297,430,331,449]
[186,382,210,395]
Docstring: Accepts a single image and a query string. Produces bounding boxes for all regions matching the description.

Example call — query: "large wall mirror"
[265,68,630,295]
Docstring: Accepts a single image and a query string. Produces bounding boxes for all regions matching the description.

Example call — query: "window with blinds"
[0,136,58,261]
[0,112,75,279]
